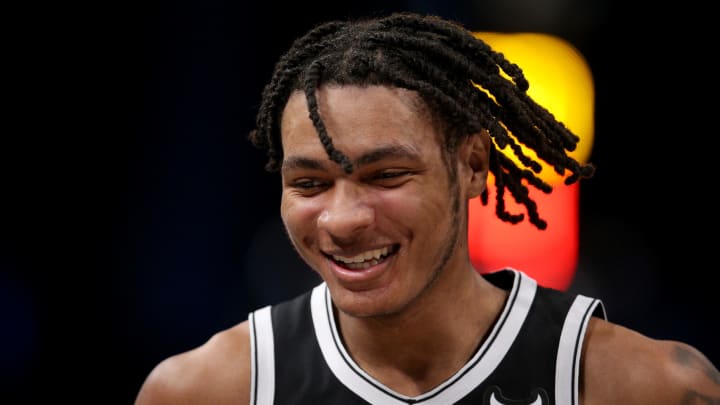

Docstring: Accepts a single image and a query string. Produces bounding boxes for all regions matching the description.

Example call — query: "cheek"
[375,189,446,231]
[280,195,321,240]
[392,183,458,252]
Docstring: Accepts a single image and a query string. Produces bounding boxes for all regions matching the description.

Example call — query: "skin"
[135,85,720,404]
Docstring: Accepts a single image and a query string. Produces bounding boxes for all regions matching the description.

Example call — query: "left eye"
[376,171,405,179]
[369,171,412,187]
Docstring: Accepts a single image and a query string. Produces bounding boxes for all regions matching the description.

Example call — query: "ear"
[458,129,491,199]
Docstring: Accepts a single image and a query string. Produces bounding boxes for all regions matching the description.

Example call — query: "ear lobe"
[464,130,491,198]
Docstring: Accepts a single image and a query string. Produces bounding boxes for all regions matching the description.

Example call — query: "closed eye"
[376,171,407,179]
[287,178,330,195]
[295,179,324,188]
[368,170,413,187]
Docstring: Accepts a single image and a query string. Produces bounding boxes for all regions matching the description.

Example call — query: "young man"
[135,12,719,404]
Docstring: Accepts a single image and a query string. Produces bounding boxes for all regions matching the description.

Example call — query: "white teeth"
[332,246,390,264]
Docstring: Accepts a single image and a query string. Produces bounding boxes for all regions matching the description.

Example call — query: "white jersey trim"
[249,305,275,405]
[310,269,537,404]
[555,295,604,405]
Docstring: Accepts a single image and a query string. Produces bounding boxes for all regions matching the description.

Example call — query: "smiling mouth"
[328,245,399,270]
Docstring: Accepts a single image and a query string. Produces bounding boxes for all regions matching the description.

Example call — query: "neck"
[335,265,507,396]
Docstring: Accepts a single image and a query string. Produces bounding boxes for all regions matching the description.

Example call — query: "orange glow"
[469,183,579,290]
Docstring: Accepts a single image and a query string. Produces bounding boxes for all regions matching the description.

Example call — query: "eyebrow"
[354,145,421,167]
[282,145,421,172]
[281,156,326,172]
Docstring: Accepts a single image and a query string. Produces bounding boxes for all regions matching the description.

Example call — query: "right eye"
[294,179,324,189]
[287,178,330,196]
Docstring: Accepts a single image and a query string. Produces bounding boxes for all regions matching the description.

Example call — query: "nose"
[317,182,374,244]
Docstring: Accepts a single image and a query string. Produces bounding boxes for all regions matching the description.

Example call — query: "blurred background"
[4,0,717,402]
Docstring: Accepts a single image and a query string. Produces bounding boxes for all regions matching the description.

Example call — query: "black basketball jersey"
[248,268,606,405]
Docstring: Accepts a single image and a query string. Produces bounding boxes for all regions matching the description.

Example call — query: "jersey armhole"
[555,296,604,405]
[249,306,275,405]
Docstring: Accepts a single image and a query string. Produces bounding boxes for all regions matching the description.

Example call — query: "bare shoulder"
[134,320,252,405]
[580,317,719,404]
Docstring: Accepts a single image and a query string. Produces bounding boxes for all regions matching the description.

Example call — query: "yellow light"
[469,32,594,290]
[474,32,594,184]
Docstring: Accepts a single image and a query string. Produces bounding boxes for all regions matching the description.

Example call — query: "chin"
[331,288,406,319]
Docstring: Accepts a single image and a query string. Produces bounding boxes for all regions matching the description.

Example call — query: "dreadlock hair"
[248,11,595,230]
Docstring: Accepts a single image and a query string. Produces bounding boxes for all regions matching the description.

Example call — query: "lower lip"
[327,255,393,286]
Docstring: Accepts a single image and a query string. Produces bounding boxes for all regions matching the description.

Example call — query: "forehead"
[280,85,442,161]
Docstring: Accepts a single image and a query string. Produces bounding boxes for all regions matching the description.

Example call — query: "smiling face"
[279,85,486,318]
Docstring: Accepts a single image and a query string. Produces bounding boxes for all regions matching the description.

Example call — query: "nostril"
[317,205,375,236]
